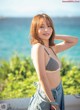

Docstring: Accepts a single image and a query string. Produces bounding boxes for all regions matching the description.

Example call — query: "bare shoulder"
[31,43,44,52]
[31,43,44,59]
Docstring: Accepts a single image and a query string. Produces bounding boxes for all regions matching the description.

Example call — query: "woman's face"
[37,18,53,41]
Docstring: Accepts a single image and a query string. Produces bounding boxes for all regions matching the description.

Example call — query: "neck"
[42,39,49,48]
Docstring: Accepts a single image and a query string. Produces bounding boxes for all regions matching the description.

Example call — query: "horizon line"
[0,16,80,18]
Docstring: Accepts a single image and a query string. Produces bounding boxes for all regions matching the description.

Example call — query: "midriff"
[46,70,61,89]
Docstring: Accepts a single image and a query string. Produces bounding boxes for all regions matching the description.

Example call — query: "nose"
[44,27,48,31]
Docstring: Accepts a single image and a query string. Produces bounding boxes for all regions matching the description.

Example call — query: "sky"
[0,0,80,17]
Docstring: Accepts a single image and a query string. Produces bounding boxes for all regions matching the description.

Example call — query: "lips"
[43,33,50,36]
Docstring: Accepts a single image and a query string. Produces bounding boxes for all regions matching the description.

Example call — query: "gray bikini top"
[44,47,61,71]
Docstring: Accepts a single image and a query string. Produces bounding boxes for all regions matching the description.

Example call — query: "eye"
[48,25,51,27]
[40,25,45,28]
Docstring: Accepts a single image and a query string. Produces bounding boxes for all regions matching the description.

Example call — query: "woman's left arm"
[53,34,78,54]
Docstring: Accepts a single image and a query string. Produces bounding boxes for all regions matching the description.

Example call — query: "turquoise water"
[0,17,80,65]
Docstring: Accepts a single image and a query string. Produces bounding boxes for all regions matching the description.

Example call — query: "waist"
[38,81,62,96]
[46,72,61,89]
[51,81,62,91]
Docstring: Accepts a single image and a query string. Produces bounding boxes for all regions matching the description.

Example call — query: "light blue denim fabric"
[27,82,65,110]
[51,82,65,110]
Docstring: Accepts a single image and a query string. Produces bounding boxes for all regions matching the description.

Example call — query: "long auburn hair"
[30,13,55,46]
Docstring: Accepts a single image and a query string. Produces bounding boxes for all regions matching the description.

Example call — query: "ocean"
[0,17,80,66]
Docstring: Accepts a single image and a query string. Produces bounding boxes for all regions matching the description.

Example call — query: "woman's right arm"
[31,43,55,102]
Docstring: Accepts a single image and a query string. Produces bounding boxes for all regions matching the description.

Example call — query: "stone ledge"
[0,95,80,110]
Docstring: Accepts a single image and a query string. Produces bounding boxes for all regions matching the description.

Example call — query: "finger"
[51,106,56,110]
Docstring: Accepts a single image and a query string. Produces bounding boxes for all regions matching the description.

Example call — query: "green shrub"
[0,55,80,99]
[62,66,80,95]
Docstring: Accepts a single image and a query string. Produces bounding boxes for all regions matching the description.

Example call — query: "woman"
[28,13,78,110]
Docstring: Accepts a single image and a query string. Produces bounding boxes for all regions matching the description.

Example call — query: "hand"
[50,105,56,110]
[50,105,60,110]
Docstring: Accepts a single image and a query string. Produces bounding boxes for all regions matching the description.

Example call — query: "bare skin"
[31,19,78,110]
[31,43,61,110]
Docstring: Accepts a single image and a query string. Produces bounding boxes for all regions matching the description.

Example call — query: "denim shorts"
[28,82,65,110]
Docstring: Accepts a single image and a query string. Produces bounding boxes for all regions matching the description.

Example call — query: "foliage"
[0,55,80,99]
[62,66,80,95]
[60,57,74,76]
